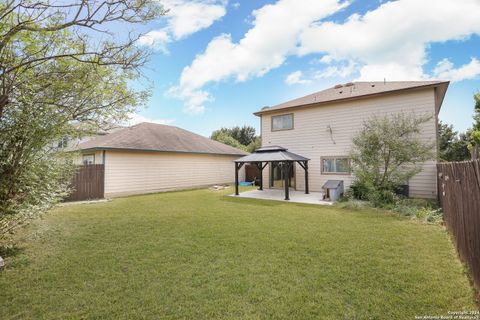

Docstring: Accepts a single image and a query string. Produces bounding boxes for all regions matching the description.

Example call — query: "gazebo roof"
[234,145,309,163]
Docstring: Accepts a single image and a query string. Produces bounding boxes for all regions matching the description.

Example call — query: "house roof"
[234,145,309,163]
[254,81,449,116]
[76,122,248,156]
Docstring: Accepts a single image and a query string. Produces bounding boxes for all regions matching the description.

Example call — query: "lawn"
[0,187,477,319]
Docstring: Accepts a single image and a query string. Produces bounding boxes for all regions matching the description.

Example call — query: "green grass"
[0,187,477,319]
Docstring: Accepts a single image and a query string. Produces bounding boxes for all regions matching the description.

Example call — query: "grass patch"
[0,187,477,319]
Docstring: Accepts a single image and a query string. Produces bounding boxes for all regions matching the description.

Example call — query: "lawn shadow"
[0,244,24,258]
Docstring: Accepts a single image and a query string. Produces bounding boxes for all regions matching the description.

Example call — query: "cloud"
[174,0,348,112]
[433,58,480,82]
[172,0,480,113]
[285,71,312,85]
[298,0,480,80]
[314,60,356,79]
[126,113,175,126]
[139,0,227,51]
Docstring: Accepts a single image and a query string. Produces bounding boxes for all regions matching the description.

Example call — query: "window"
[321,157,350,174]
[82,154,95,165]
[271,113,293,131]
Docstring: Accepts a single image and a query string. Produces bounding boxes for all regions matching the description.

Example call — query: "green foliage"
[211,131,246,151]
[467,92,480,158]
[0,2,163,239]
[350,112,435,201]
[211,125,260,152]
[246,137,262,153]
[438,121,470,161]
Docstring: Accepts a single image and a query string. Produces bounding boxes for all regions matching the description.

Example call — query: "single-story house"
[251,81,449,199]
[76,122,247,197]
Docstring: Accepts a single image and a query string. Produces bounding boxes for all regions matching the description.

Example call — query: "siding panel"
[261,89,438,198]
[104,151,244,197]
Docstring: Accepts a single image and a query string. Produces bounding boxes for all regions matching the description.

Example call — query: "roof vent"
[334,84,343,89]
[261,106,270,110]
[345,82,354,87]
[339,90,343,94]
[371,84,375,87]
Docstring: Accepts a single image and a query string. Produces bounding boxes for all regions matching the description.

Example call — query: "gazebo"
[234,146,310,200]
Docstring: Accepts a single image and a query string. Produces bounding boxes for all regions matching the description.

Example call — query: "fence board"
[65,164,104,202]
[437,159,480,291]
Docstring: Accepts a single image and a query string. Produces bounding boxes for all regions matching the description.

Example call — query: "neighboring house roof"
[254,81,449,116]
[76,122,248,156]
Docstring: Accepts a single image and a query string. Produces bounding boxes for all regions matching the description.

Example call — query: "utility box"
[322,180,344,201]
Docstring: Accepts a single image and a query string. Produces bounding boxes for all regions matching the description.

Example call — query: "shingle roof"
[76,122,248,156]
[235,145,309,163]
[255,81,449,115]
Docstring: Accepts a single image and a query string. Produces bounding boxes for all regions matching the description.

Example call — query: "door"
[270,162,295,189]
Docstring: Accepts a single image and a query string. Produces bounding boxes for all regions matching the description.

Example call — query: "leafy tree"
[212,126,257,146]
[211,132,246,151]
[246,137,262,153]
[349,113,435,203]
[0,1,165,240]
[438,121,470,162]
[467,92,480,158]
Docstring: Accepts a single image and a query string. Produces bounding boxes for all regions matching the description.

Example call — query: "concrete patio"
[232,189,332,205]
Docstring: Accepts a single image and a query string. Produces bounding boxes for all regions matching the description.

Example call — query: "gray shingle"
[255,81,449,115]
[76,122,248,156]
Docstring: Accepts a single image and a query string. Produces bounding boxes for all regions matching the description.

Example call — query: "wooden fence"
[64,164,105,202]
[437,159,480,291]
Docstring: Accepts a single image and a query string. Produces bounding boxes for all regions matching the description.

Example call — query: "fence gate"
[437,159,480,292]
[65,164,105,202]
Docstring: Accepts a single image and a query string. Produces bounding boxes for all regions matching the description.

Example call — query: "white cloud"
[139,0,227,51]
[174,0,348,112]
[232,2,240,10]
[433,57,480,82]
[298,0,480,80]
[138,29,171,53]
[171,0,480,113]
[126,113,175,126]
[285,71,312,85]
[314,60,356,79]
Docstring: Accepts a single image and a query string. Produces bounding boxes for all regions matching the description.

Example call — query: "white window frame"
[271,113,294,131]
[321,156,350,175]
[82,154,95,165]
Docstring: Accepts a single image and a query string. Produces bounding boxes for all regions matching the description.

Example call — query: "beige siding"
[104,151,244,197]
[261,88,438,198]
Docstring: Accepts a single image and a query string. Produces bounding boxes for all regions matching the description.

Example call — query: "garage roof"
[76,122,248,156]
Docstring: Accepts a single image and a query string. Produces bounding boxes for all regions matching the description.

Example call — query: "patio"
[232,188,332,205]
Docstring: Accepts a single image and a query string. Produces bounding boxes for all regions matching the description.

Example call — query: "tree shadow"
[0,244,24,258]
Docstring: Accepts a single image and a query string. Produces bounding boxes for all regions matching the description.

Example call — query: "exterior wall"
[75,150,104,165]
[260,88,438,199]
[104,150,245,197]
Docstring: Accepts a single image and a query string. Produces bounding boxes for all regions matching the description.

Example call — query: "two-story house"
[254,81,449,199]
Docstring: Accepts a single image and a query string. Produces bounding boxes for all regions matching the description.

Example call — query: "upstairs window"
[271,113,293,131]
[321,157,350,174]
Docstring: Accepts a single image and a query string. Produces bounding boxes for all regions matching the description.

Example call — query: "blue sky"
[128,0,480,137]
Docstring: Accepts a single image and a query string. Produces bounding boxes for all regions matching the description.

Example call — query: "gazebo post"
[258,162,263,191]
[235,162,240,195]
[284,161,290,200]
[304,161,309,194]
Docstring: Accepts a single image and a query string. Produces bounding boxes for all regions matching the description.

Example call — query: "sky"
[126,0,480,137]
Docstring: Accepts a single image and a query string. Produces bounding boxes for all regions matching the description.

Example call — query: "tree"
[211,126,260,152]
[438,121,470,162]
[0,1,166,239]
[349,113,435,203]
[467,92,480,158]
[211,126,257,146]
